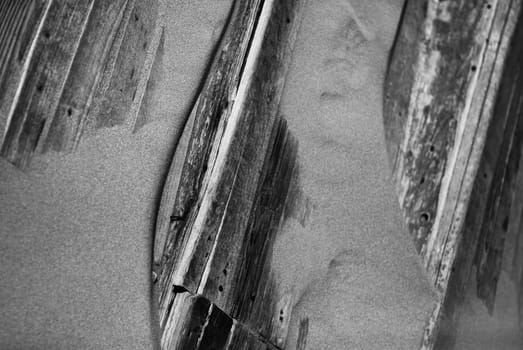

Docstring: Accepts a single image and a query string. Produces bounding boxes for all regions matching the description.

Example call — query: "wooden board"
[42,0,130,153]
[0,0,96,167]
[385,0,523,349]
[0,0,161,167]
[159,292,278,350]
[0,0,46,145]
[156,0,307,348]
[85,0,159,132]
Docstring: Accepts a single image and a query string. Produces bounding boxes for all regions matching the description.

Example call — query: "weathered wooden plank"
[384,0,493,254]
[86,0,158,131]
[0,0,96,167]
[0,0,45,145]
[0,0,33,93]
[133,24,164,132]
[41,0,130,153]
[154,0,263,269]
[159,292,278,350]
[156,0,307,347]
[413,1,523,348]
[386,0,523,349]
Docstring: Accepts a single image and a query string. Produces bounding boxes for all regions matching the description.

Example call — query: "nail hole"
[43,31,50,39]
[286,17,291,24]
[429,145,435,152]
[134,13,139,21]
[67,108,73,116]
[420,177,425,185]
[36,84,44,92]
[222,269,227,276]
[218,285,224,292]
[420,212,430,224]
[471,65,477,72]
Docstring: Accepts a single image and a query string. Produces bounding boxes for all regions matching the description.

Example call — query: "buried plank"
[428,1,522,348]
[154,0,263,269]
[0,0,95,168]
[385,0,523,348]
[0,0,161,167]
[475,63,523,313]
[384,0,503,256]
[0,0,45,143]
[42,0,130,153]
[156,0,307,347]
[85,0,159,132]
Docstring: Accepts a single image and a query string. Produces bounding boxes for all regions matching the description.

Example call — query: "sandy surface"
[273,0,438,349]
[0,1,232,349]
[454,268,523,349]
[6,0,517,349]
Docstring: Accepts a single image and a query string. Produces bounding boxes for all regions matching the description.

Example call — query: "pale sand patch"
[273,0,438,349]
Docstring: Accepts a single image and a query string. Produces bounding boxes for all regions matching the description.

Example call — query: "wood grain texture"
[159,292,278,350]
[386,0,523,349]
[157,0,307,348]
[0,0,46,146]
[0,0,160,167]
[154,0,263,269]
[0,0,96,167]
[87,0,158,131]
[385,0,497,256]
[41,0,130,153]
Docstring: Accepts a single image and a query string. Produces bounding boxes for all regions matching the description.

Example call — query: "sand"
[272,1,437,349]
[6,0,516,349]
[0,1,233,348]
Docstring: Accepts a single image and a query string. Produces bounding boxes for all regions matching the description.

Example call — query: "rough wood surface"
[42,0,130,153]
[386,0,523,349]
[159,292,278,350]
[0,0,95,167]
[0,0,45,143]
[156,0,307,348]
[0,0,160,167]
[86,0,158,131]
[154,0,263,268]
